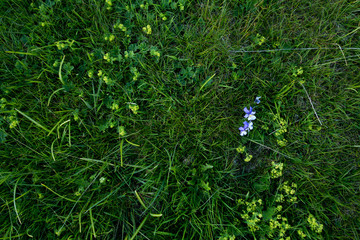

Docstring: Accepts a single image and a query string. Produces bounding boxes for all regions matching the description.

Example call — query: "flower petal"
[248,115,256,121]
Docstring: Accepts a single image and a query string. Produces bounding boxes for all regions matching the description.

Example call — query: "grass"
[0,0,359,239]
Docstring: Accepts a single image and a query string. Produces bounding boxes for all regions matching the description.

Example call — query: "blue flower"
[244,107,256,121]
[239,121,249,136]
[255,96,261,104]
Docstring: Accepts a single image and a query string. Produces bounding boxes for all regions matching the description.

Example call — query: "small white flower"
[99,177,106,184]
[248,121,253,130]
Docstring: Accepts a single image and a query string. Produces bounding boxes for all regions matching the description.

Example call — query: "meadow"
[1,0,359,239]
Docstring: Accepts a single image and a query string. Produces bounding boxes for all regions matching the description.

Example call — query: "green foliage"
[1,0,359,239]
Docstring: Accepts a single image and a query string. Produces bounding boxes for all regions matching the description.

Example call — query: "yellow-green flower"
[150,49,161,57]
[103,53,110,62]
[297,229,307,238]
[307,214,323,233]
[271,162,284,178]
[9,116,19,128]
[244,153,253,162]
[129,104,139,114]
[114,23,127,31]
[88,70,94,78]
[236,145,245,153]
[118,126,126,137]
[110,102,119,110]
[142,25,152,35]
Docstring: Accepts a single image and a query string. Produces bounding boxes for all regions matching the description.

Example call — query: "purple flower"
[254,96,261,104]
[239,121,249,136]
[244,107,256,121]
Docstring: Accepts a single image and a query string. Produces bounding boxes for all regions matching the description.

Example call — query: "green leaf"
[0,129,7,143]
[200,180,211,191]
[263,207,276,221]
[98,121,109,132]
[63,62,74,74]
[253,174,270,192]
[201,164,213,172]
[199,74,216,91]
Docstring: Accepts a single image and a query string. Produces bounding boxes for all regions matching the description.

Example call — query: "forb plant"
[124,50,135,59]
[273,115,288,147]
[237,97,261,162]
[235,180,300,239]
[237,198,263,232]
[150,48,161,58]
[239,97,260,136]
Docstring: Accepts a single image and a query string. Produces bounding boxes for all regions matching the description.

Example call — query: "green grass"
[1,0,359,239]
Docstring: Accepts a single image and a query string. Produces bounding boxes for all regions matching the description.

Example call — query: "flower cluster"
[92,70,115,86]
[307,214,323,233]
[104,34,115,42]
[268,217,291,239]
[105,0,112,10]
[237,198,263,232]
[297,229,307,238]
[239,97,261,136]
[114,23,127,32]
[275,181,298,203]
[7,115,19,129]
[142,25,152,35]
[219,235,235,240]
[244,153,253,162]
[150,48,161,58]
[129,103,139,114]
[254,33,266,46]
[270,161,284,179]
[239,106,256,136]
[118,126,126,137]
